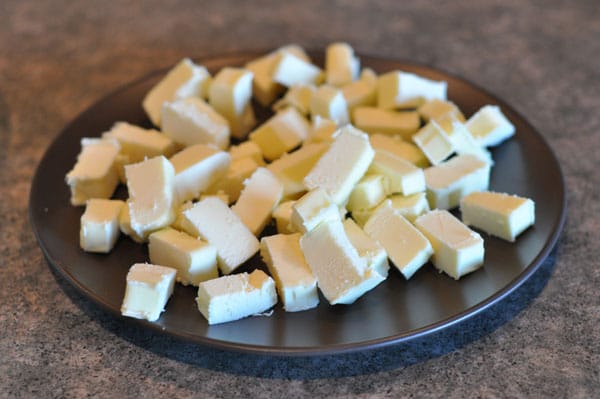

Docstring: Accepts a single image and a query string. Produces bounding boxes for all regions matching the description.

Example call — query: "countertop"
[1,1,598,397]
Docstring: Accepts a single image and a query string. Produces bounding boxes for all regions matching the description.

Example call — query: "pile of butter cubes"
[66,43,535,325]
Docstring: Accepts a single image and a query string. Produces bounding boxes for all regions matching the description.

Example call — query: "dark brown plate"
[29,52,566,356]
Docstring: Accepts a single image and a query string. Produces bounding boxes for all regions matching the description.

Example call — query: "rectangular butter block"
[436,114,493,164]
[353,107,420,139]
[304,125,375,205]
[196,269,277,325]
[377,70,447,110]
[466,105,515,147]
[412,120,455,165]
[325,42,360,87]
[118,200,145,243]
[169,144,230,204]
[229,141,265,165]
[290,188,341,233]
[272,200,297,234]
[368,150,426,196]
[65,138,120,206]
[424,154,491,210]
[460,191,535,242]
[148,227,218,286]
[272,52,323,87]
[231,168,283,235]
[300,219,385,305]
[161,97,230,149]
[342,68,377,111]
[415,209,484,279]
[125,155,176,240]
[346,174,388,212]
[207,156,260,203]
[364,202,433,279]
[182,197,259,274]
[417,99,465,123]
[260,233,319,312]
[249,107,310,161]
[369,134,429,168]
[388,192,430,222]
[121,263,177,322]
[272,83,315,116]
[80,199,124,253]
[142,58,212,127]
[343,218,389,278]
[309,85,350,125]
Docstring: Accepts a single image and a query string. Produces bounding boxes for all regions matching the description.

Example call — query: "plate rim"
[29,50,567,356]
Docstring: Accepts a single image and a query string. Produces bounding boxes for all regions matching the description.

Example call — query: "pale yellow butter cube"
[142,58,212,127]
[346,174,388,212]
[309,85,349,125]
[415,209,484,280]
[169,144,230,204]
[272,52,323,87]
[161,97,230,149]
[351,206,378,227]
[388,192,430,222]
[170,200,195,235]
[182,197,259,274]
[417,99,465,123]
[342,68,377,111]
[208,67,255,139]
[121,263,177,322]
[80,199,124,253]
[249,107,310,161]
[460,191,535,242]
[353,107,420,139]
[412,120,455,165]
[65,138,120,206]
[424,154,491,210]
[196,269,277,325]
[300,219,385,305]
[148,227,218,286]
[125,156,176,240]
[368,150,425,196]
[207,156,260,203]
[290,188,340,233]
[118,200,145,243]
[343,218,389,278]
[228,141,265,165]
[369,134,429,168]
[364,202,433,279]
[272,84,316,116]
[436,114,493,164]
[304,125,375,205]
[325,42,360,87]
[260,233,319,312]
[272,200,297,234]
[466,105,515,147]
[231,168,283,235]
[377,70,447,110]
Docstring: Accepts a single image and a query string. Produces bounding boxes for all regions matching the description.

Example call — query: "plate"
[29,52,566,356]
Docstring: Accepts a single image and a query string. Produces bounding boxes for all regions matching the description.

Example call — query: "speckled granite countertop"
[1,1,598,397]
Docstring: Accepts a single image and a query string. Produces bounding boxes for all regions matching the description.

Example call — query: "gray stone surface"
[1,0,598,397]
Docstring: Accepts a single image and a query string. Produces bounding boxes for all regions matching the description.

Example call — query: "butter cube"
[80,199,124,253]
[436,114,493,164]
[424,154,491,209]
[342,68,377,111]
[353,107,420,139]
[142,58,212,127]
[272,84,316,116]
[346,174,388,212]
[417,99,465,123]
[196,269,277,325]
[161,97,230,149]
[228,141,265,165]
[208,67,255,139]
[125,156,176,240]
[272,200,297,234]
[412,120,455,165]
[388,192,430,222]
[249,107,310,161]
[300,219,385,305]
[231,168,283,235]
[182,197,259,274]
[309,85,349,125]
[364,202,433,279]
[169,144,231,204]
[290,188,340,233]
[65,138,120,206]
[415,209,484,279]
[267,142,329,199]
[118,200,145,243]
[460,191,535,242]
[272,52,323,87]
[307,116,338,144]
[325,42,360,87]
[304,125,375,205]
[343,218,389,278]
[121,263,177,322]
[377,70,447,110]
[369,134,429,168]
[466,105,515,147]
[207,156,260,203]
[368,150,425,196]
[148,227,218,286]
[260,233,319,312]
[170,200,195,234]
[351,206,377,227]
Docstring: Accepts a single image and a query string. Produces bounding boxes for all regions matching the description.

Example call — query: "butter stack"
[65,42,534,325]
